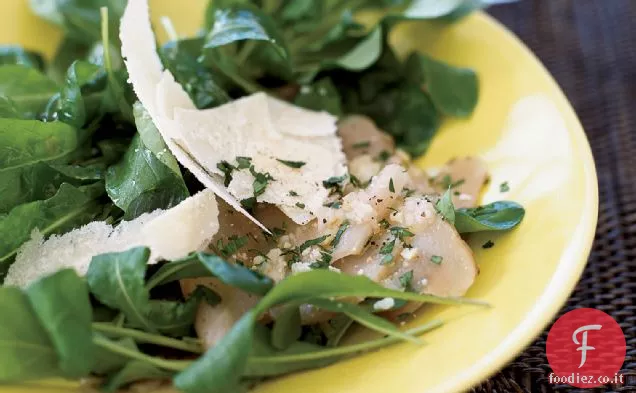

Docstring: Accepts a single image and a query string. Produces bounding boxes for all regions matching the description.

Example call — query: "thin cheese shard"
[4,190,219,288]
[120,0,347,226]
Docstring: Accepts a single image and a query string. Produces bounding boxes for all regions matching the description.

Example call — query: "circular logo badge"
[546,308,626,388]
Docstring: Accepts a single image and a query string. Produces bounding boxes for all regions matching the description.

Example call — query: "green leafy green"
[0,65,59,118]
[454,201,525,233]
[105,135,189,219]
[132,102,181,175]
[204,4,290,63]
[174,270,483,392]
[147,252,274,296]
[26,269,94,378]
[104,361,172,392]
[86,247,153,331]
[160,39,231,109]
[55,61,102,127]
[0,163,80,214]
[0,183,100,269]
[92,336,139,375]
[271,304,302,350]
[0,287,60,382]
[0,46,45,70]
[406,53,478,117]
[294,78,342,116]
[0,118,78,171]
[29,0,126,46]
[435,188,456,224]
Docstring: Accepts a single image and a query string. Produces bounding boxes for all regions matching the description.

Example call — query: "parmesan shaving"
[120,0,347,227]
[5,190,219,288]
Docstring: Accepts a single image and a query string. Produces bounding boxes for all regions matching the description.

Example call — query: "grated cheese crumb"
[373,297,395,311]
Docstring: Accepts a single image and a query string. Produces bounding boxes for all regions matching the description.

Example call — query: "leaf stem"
[93,335,192,371]
[92,323,203,353]
[248,319,443,364]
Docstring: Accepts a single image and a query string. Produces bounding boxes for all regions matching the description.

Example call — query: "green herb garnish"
[376,150,391,162]
[399,271,414,290]
[289,190,299,196]
[352,141,370,149]
[430,255,443,265]
[499,181,510,193]
[277,159,306,169]
[435,188,455,224]
[299,235,329,254]
[331,220,350,247]
[482,240,495,249]
[295,202,305,209]
[389,178,395,193]
[324,201,342,209]
[236,156,252,169]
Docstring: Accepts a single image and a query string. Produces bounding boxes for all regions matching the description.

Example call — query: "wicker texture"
[472,1,636,392]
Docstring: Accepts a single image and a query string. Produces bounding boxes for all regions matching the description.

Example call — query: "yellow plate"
[0,1,597,392]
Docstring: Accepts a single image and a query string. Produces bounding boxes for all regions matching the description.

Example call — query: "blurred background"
[475,1,635,392]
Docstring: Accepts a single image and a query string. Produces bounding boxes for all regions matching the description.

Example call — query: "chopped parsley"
[289,190,299,196]
[482,240,495,249]
[389,178,395,193]
[240,197,256,209]
[277,159,306,168]
[499,181,510,193]
[330,220,350,247]
[324,201,342,209]
[217,235,248,257]
[378,219,390,229]
[236,156,252,169]
[250,167,274,197]
[399,271,414,290]
[299,235,329,253]
[350,174,366,188]
[390,226,415,241]
[402,188,416,197]
[430,255,443,264]
[322,175,347,188]
[352,141,370,149]
[379,238,396,255]
[216,161,235,187]
[435,188,455,224]
[295,202,306,209]
[376,150,391,162]
[436,174,465,189]
[310,251,333,269]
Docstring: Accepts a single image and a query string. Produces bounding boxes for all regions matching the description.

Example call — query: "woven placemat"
[471,1,636,392]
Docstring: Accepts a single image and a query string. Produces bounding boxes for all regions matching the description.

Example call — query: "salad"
[0,0,524,392]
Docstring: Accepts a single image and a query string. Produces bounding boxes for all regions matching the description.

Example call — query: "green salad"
[0,0,523,392]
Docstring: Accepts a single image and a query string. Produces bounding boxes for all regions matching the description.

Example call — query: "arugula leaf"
[104,361,172,392]
[146,297,200,337]
[86,247,154,331]
[92,336,138,375]
[308,298,421,344]
[0,163,80,214]
[0,118,78,171]
[0,46,45,70]
[271,304,302,350]
[173,309,257,393]
[204,4,290,63]
[0,65,59,118]
[244,325,333,377]
[0,183,101,270]
[105,135,189,219]
[54,61,102,127]
[324,314,354,347]
[30,0,126,46]
[406,53,478,117]
[132,102,181,175]
[26,269,94,378]
[146,252,273,296]
[435,188,456,224]
[175,270,481,392]
[294,78,343,116]
[0,287,61,382]
[160,39,231,109]
[455,201,525,233]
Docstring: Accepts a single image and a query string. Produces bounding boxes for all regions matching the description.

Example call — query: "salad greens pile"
[0,0,522,391]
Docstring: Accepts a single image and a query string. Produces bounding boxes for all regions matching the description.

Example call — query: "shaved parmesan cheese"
[4,190,219,288]
[120,0,346,227]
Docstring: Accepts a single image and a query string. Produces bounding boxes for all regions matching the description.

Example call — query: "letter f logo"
[572,324,602,368]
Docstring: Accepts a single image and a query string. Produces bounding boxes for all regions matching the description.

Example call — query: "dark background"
[472,1,635,392]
